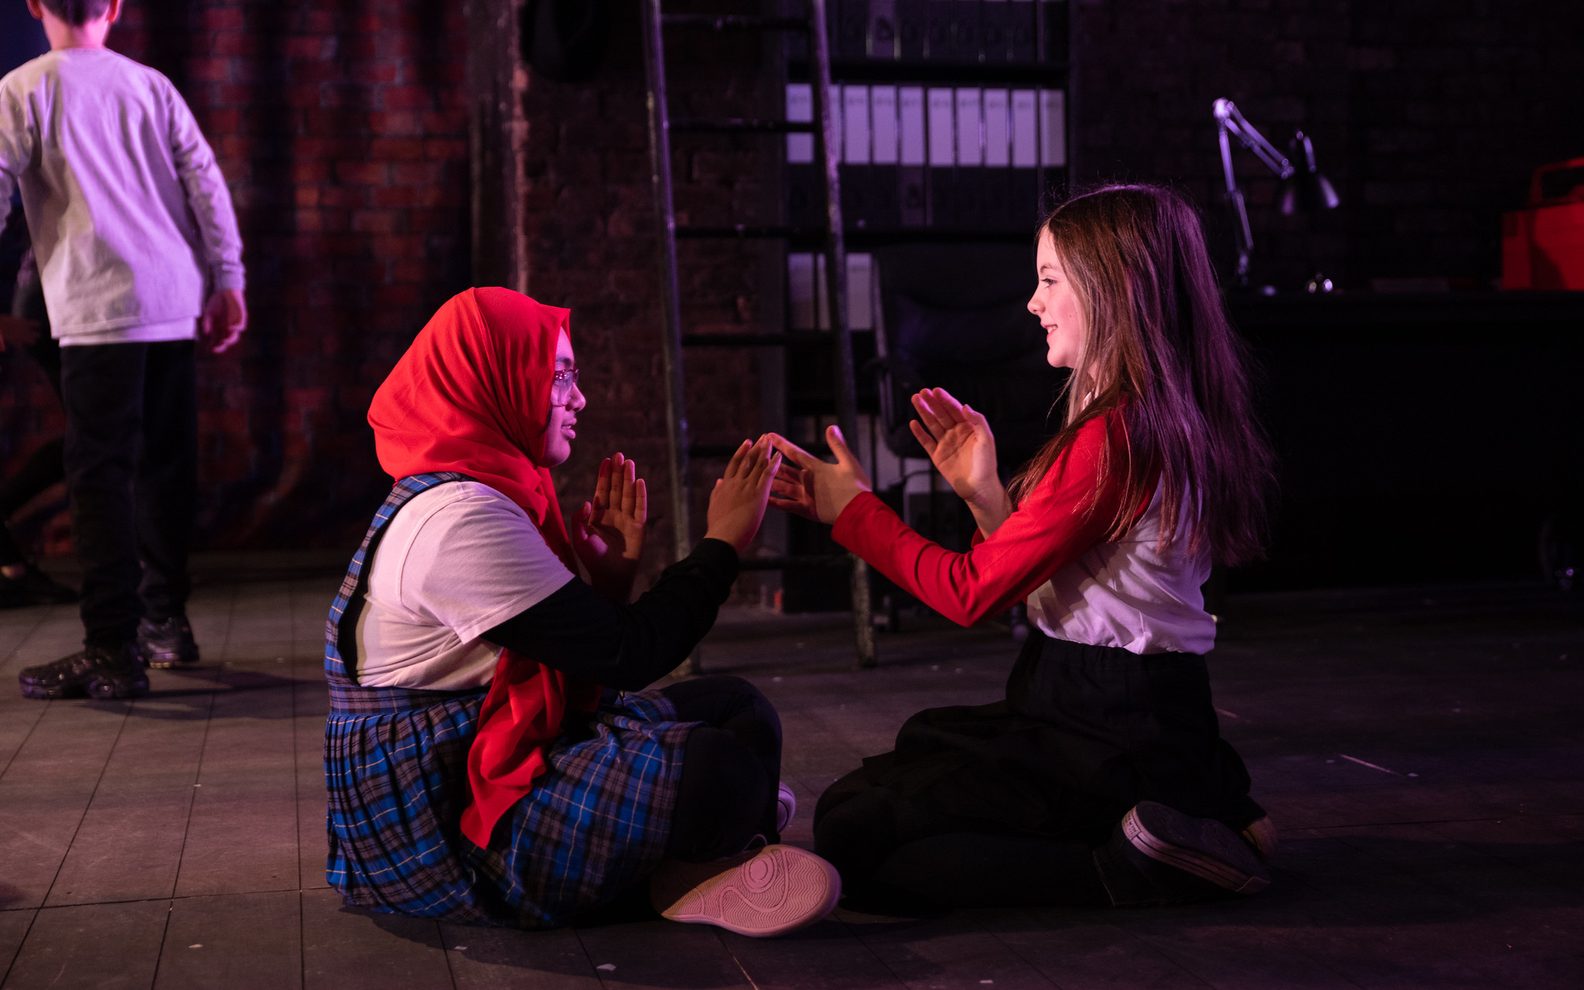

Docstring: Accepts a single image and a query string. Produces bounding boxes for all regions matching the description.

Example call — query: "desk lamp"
[1213,98,1340,292]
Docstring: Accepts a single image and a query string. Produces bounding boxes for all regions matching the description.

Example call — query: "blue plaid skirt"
[325,680,696,927]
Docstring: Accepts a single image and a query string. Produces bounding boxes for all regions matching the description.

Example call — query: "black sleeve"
[482,538,739,690]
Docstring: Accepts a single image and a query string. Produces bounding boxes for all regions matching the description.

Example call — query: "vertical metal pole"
[807,0,877,668]
[639,1,692,567]
[640,1,702,672]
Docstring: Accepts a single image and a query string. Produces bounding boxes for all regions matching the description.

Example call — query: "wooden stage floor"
[2,558,1581,989]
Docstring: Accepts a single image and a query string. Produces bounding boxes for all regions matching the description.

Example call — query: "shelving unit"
[775,0,1072,614]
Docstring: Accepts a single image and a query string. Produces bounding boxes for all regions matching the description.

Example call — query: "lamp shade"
[1280,131,1340,215]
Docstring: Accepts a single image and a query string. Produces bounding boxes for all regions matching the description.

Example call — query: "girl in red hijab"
[323,287,839,936]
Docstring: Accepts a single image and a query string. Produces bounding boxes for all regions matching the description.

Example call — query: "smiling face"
[1027,229,1086,373]
[541,329,584,467]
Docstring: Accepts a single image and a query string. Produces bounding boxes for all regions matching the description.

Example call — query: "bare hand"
[572,452,647,599]
[0,315,41,350]
[704,437,782,553]
[909,387,1001,506]
[200,288,248,354]
[766,424,872,525]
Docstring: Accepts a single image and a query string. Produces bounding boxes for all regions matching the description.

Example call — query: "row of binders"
[786,251,877,332]
[822,0,1069,67]
[786,82,1065,231]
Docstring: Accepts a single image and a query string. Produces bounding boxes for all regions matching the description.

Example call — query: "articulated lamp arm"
[1214,98,1295,285]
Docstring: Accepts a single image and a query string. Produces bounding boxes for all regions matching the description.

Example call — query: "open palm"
[908,388,998,502]
[572,453,647,599]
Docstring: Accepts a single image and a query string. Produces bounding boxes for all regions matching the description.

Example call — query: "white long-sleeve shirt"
[0,47,244,344]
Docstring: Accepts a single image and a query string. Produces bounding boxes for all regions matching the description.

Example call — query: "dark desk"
[1227,291,1583,590]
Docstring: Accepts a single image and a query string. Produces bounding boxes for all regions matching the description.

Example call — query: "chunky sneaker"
[649,844,841,937]
[1093,801,1271,907]
[775,783,797,834]
[0,563,78,608]
[18,644,149,700]
[1241,814,1280,864]
[137,616,199,668]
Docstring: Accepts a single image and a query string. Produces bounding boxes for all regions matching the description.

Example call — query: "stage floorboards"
[3,559,1581,989]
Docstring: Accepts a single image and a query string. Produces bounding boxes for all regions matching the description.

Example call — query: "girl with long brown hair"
[768,184,1278,909]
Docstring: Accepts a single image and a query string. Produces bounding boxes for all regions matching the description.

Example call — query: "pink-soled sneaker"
[775,783,797,834]
[649,844,840,938]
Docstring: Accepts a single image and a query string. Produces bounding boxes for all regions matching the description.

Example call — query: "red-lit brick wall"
[515,5,779,579]
[0,0,470,559]
[5,0,1578,569]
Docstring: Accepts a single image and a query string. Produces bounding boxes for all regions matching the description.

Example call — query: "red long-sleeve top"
[832,411,1134,628]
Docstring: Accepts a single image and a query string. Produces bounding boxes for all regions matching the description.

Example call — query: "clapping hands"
[909,387,1011,531]
[704,437,782,552]
[572,452,647,600]
[766,424,872,525]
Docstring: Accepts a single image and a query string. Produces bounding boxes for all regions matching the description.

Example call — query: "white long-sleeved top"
[0,48,244,344]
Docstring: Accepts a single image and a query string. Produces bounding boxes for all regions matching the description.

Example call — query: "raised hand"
[909,388,1011,531]
[704,436,782,553]
[572,452,647,600]
[909,388,1000,500]
[765,424,872,526]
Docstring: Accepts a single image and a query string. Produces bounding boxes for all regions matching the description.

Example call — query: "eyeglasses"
[551,367,580,394]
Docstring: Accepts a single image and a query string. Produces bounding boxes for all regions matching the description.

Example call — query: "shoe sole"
[142,654,198,670]
[18,670,150,701]
[651,844,841,938]
[1122,802,1270,896]
[1241,815,1279,863]
[139,644,199,669]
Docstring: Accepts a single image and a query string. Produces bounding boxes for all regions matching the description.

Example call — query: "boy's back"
[0,46,243,342]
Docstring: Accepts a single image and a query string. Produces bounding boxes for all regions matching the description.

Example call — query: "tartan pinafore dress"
[323,473,698,927]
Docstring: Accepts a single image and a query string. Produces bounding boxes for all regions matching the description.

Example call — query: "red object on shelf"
[1502,156,1584,290]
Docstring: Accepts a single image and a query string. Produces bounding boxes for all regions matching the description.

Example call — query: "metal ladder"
[639,0,877,669]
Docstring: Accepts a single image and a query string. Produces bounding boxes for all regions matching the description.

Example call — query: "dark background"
[1,0,1579,592]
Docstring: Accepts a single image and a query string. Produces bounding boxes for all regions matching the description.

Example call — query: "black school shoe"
[137,616,199,668]
[1092,801,1271,907]
[0,564,78,608]
[18,644,149,700]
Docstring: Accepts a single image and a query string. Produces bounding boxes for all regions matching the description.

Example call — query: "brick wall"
[0,0,470,560]
[6,0,1576,567]
[516,3,780,583]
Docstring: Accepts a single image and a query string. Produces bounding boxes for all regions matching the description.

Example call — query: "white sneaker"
[649,844,840,937]
[775,782,797,834]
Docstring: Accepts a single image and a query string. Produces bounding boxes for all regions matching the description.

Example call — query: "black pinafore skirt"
[816,631,1264,848]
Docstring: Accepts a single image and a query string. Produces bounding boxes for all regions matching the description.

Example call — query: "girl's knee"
[812,788,900,883]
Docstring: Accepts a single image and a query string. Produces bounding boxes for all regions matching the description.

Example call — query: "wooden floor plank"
[3,572,1584,988]
[573,919,752,990]
[441,924,604,990]
[2,900,168,990]
[832,908,1056,990]
[300,888,454,990]
[985,910,1212,990]
[0,909,33,983]
[177,683,300,897]
[156,891,303,990]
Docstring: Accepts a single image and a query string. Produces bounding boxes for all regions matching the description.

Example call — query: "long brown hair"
[1008,184,1274,566]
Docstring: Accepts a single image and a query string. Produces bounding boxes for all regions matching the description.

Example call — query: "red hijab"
[367,286,600,849]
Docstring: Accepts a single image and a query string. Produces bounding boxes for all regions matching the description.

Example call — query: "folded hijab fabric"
[367,286,600,849]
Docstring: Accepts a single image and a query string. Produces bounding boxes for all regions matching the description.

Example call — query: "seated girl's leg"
[660,675,783,857]
[660,674,781,779]
[667,725,771,861]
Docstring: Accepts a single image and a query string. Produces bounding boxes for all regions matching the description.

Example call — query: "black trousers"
[661,675,783,862]
[813,632,1263,909]
[59,339,197,648]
